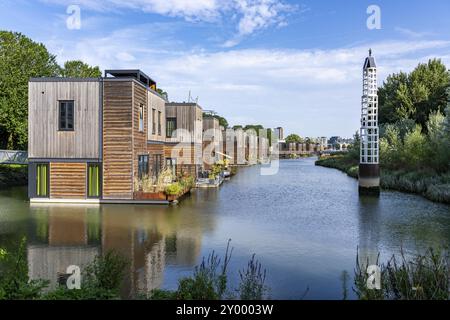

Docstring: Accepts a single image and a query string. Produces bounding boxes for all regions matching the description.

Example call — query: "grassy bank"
[0,165,27,189]
[316,155,450,204]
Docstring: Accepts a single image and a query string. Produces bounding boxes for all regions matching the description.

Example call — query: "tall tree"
[0,31,60,150]
[285,134,302,143]
[378,59,450,130]
[60,60,101,78]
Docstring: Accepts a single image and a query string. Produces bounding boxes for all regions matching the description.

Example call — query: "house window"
[139,104,144,132]
[166,158,177,176]
[158,111,162,135]
[87,163,101,198]
[36,163,49,197]
[152,154,162,178]
[59,101,74,131]
[138,155,149,179]
[152,109,156,135]
[166,117,177,138]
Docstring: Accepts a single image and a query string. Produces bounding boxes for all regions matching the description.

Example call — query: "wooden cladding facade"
[102,81,134,200]
[28,80,101,159]
[49,162,87,199]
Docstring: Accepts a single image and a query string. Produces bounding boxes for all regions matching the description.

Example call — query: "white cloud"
[395,27,434,39]
[40,0,295,44]
[44,24,450,137]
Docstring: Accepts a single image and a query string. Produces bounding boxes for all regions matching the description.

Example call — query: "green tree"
[0,31,60,149]
[60,60,101,78]
[402,125,427,169]
[285,134,301,143]
[378,59,450,129]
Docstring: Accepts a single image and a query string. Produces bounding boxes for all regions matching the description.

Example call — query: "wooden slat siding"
[50,162,86,199]
[165,104,203,144]
[28,81,100,159]
[132,83,148,186]
[102,81,133,199]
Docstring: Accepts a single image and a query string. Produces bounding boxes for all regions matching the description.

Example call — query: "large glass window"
[36,164,49,197]
[152,109,156,134]
[153,154,162,178]
[158,111,162,135]
[87,164,101,198]
[139,104,144,132]
[59,101,74,131]
[166,158,177,177]
[166,117,177,138]
[138,155,149,179]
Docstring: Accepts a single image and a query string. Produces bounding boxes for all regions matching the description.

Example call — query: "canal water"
[0,158,449,299]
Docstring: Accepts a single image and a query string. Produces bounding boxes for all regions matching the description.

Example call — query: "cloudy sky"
[1,0,450,138]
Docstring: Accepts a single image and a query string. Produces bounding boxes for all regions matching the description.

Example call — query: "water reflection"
[357,196,381,266]
[27,203,215,298]
[0,159,449,299]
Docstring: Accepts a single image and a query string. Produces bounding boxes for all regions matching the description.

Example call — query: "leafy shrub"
[165,182,183,196]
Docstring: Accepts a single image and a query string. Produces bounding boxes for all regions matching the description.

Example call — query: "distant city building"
[274,127,284,141]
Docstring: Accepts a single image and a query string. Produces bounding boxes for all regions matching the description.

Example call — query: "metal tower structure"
[359,49,380,195]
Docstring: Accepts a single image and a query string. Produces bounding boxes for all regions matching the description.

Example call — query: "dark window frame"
[58,100,75,131]
[139,104,144,132]
[138,155,149,179]
[158,111,162,135]
[152,109,156,135]
[166,117,177,138]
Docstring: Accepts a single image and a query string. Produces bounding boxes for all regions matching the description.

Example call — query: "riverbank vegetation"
[1,238,448,300]
[317,59,450,204]
[354,248,449,300]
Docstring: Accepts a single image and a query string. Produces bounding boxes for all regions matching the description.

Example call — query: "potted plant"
[165,182,183,201]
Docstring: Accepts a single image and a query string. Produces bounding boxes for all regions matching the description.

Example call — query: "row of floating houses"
[28,69,272,204]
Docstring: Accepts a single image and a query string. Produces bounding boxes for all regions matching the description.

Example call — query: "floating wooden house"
[28,70,170,203]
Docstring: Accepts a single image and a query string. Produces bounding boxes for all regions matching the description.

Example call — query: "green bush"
[0,238,48,300]
[165,183,183,196]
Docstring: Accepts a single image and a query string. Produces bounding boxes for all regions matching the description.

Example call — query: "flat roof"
[104,69,156,87]
[166,102,203,109]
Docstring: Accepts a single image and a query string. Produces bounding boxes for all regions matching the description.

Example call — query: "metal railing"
[0,150,28,164]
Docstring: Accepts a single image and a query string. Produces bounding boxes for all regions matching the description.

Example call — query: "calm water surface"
[0,158,449,299]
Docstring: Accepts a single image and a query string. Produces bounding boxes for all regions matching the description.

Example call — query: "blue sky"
[1,0,450,138]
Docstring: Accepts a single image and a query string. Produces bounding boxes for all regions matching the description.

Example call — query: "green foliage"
[354,248,449,300]
[346,131,360,161]
[285,134,302,144]
[0,31,103,150]
[0,238,49,300]
[165,182,183,196]
[0,31,60,149]
[60,60,101,78]
[179,175,195,190]
[156,88,168,100]
[43,251,128,300]
[237,254,268,300]
[379,59,450,129]
[402,125,427,169]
